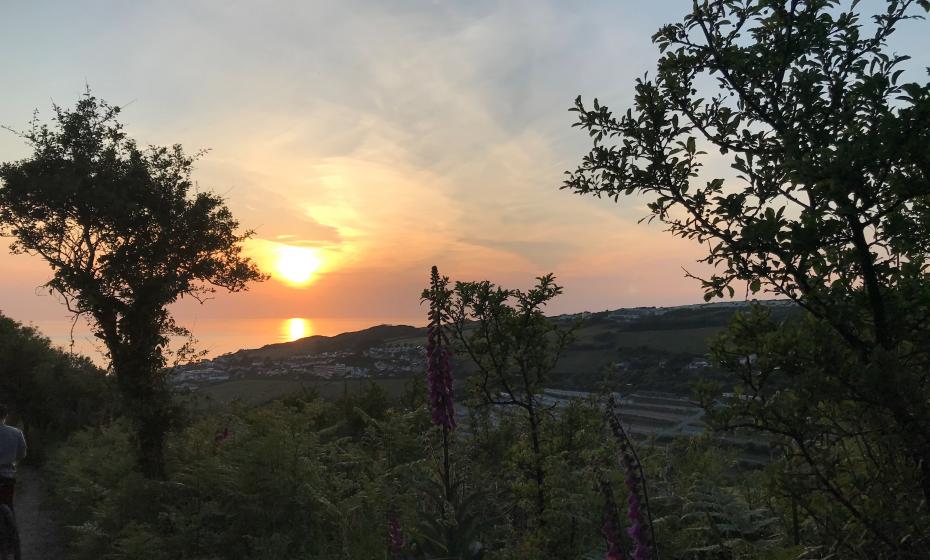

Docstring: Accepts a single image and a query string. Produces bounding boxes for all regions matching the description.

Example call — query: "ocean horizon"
[15,316,426,365]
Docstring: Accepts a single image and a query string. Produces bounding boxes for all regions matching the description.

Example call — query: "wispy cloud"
[3,0,927,327]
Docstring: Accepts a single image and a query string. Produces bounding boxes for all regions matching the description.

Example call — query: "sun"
[275,246,322,286]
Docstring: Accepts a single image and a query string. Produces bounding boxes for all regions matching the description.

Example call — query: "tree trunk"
[525,402,546,520]
[113,353,170,480]
[846,217,930,507]
[136,410,168,479]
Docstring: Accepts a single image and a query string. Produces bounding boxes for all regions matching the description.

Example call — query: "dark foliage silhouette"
[565,1,930,556]
[0,92,264,478]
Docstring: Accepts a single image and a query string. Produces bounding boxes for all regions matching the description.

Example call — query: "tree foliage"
[565,1,930,556]
[0,92,265,477]
[0,312,112,458]
[432,274,576,524]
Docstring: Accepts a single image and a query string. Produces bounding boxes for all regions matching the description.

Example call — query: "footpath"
[15,466,64,559]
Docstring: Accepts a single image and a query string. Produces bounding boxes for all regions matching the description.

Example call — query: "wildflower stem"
[606,394,660,560]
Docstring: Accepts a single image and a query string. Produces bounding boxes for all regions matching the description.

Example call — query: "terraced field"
[539,389,770,465]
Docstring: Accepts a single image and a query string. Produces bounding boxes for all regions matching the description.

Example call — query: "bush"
[49,395,431,559]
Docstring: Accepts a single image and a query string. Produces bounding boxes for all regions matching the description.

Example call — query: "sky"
[1,1,928,354]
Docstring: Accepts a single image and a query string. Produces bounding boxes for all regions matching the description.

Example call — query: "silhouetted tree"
[0,92,264,478]
[565,1,930,556]
[433,273,576,523]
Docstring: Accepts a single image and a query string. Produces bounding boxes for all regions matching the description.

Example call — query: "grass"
[614,326,722,354]
[197,377,412,406]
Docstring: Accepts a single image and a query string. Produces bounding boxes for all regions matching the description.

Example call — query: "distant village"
[171,300,787,392]
[170,344,425,391]
[170,338,715,392]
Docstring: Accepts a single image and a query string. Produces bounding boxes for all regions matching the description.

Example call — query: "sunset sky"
[1,1,928,355]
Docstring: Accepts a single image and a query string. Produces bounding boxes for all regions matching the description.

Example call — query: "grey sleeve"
[16,430,26,461]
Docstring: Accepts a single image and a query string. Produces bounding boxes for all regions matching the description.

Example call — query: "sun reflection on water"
[282,318,314,342]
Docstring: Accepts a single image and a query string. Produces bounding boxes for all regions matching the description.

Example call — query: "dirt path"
[14,466,65,559]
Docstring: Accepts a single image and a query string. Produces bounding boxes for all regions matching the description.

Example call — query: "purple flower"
[600,481,626,560]
[621,451,651,560]
[388,508,405,558]
[604,522,625,560]
[607,395,654,560]
[426,266,456,431]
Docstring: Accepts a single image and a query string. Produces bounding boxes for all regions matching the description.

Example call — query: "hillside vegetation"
[190,301,796,405]
[0,313,112,458]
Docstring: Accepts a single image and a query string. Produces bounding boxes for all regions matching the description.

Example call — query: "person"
[0,404,27,509]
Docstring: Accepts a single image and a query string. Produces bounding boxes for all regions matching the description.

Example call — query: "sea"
[23,316,425,366]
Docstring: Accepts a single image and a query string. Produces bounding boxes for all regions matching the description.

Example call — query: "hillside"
[239,324,422,359]
[179,300,798,404]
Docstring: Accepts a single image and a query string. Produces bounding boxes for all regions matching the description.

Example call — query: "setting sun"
[274,246,322,286]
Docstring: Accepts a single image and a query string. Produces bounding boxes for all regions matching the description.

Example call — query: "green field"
[197,377,412,406]
[614,326,723,354]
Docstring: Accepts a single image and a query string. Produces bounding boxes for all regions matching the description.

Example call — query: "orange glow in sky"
[274,246,322,287]
[4,1,925,350]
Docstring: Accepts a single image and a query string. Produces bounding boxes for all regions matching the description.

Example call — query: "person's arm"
[16,430,26,461]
